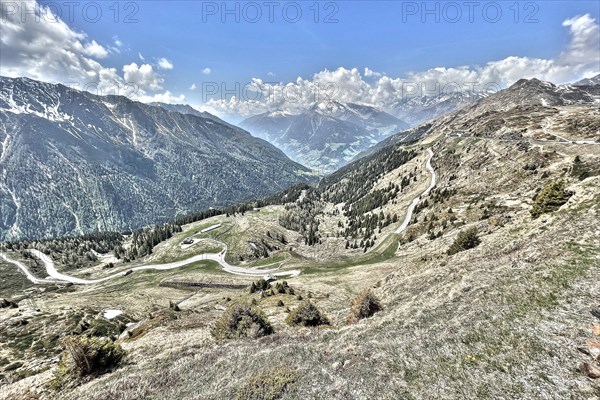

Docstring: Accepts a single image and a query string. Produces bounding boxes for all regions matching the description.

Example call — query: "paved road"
[542,116,598,145]
[395,148,437,235]
[4,239,300,286]
[0,252,58,284]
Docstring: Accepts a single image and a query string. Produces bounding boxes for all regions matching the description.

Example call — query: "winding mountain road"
[3,239,300,286]
[542,117,598,145]
[395,148,437,235]
[2,148,437,286]
[0,252,58,284]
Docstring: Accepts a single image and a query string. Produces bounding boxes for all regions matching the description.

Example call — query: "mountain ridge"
[0,76,313,241]
[240,101,409,172]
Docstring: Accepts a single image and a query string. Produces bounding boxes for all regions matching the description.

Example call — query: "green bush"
[211,303,273,340]
[285,301,329,327]
[348,289,382,323]
[530,180,573,218]
[447,227,480,255]
[51,336,125,389]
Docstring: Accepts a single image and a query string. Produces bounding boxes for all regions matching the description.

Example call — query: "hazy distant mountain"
[389,91,488,126]
[573,74,600,86]
[240,101,409,172]
[0,76,313,241]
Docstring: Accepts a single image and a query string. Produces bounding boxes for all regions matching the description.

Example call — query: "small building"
[263,274,277,282]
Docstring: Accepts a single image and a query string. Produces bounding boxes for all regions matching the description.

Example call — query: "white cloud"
[0,0,117,92]
[137,91,186,104]
[158,58,174,70]
[2,2,597,121]
[205,14,600,118]
[80,40,109,59]
[113,36,123,48]
[108,36,124,54]
[560,14,600,69]
[123,63,163,91]
[189,83,197,90]
[0,1,186,106]
[364,68,382,78]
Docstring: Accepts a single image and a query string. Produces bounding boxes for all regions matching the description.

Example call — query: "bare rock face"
[0,76,313,241]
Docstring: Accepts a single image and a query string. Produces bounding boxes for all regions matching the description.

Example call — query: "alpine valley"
[1,75,599,400]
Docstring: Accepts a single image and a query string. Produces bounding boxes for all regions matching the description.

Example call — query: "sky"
[1,0,599,120]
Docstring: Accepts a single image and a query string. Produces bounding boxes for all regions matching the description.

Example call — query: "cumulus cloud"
[0,1,186,104]
[122,63,163,91]
[158,58,174,70]
[0,0,117,92]
[80,40,109,59]
[3,2,597,116]
[364,68,382,78]
[559,14,600,73]
[204,14,600,118]
[137,91,186,104]
[189,83,197,90]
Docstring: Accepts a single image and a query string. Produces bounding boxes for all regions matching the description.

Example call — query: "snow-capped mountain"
[240,101,409,172]
[485,78,600,109]
[389,91,488,126]
[573,73,600,86]
[0,76,313,241]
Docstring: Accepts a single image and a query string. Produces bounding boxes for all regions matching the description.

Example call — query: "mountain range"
[239,101,409,172]
[0,76,313,241]
[238,75,600,171]
[356,77,600,159]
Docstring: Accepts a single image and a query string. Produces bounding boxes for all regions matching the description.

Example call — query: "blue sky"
[3,1,600,116]
[60,1,599,82]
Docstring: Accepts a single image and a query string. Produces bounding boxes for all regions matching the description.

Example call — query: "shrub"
[530,180,573,218]
[235,367,298,400]
[51,336,125,389]
[211,303,273,340]
[249,279,271,294]
[285,301,329,327]
[447,227,480,255]
[273,281,295,295]
[348,289,382,323]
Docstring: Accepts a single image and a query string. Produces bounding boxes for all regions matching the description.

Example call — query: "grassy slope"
[2,117,599,399]
[51,179,599,400]
[44,134,599,399]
